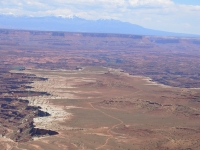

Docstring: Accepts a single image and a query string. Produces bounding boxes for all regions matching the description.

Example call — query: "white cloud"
[183,23,191,28]
[129,0,174,7]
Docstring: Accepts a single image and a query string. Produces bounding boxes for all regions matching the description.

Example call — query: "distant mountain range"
[0,15,199,37]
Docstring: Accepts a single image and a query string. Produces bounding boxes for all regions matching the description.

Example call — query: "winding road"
[89,102,124,149]
[89,90,142,149]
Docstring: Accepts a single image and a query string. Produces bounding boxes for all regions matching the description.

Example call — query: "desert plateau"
[0,29,200,150]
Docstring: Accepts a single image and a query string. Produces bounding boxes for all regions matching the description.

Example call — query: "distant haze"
[0,15,199,37]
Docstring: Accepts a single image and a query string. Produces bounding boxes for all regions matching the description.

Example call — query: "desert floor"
[2,66,200,150]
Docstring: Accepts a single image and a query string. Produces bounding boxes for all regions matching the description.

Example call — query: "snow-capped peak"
[65,15,78,19]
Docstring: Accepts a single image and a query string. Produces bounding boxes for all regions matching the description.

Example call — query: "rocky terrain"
[0,29,200,149]
[1,29,200,87]
[0,67,58,142]
[0,66,200,149]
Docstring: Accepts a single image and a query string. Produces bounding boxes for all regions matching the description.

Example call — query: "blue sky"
[173,0,200,5]
[0,0,199,34]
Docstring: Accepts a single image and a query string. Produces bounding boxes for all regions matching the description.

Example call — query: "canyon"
[0,29,200,149]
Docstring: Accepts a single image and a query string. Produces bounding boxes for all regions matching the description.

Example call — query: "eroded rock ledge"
[0,68,58,142]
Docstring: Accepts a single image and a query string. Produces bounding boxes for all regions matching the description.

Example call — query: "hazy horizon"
[0,0,199,35]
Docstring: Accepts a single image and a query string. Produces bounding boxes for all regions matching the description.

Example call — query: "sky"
[0,0,200,34]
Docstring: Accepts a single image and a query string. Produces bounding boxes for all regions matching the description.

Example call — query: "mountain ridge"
[0,15,199,37]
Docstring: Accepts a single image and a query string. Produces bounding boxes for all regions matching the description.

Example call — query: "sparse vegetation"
[0,29,200,149]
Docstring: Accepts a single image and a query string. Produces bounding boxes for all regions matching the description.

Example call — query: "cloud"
[183,23,191,28]
[128,0,174,7]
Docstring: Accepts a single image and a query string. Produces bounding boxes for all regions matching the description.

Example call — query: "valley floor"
[2,66,200,150]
